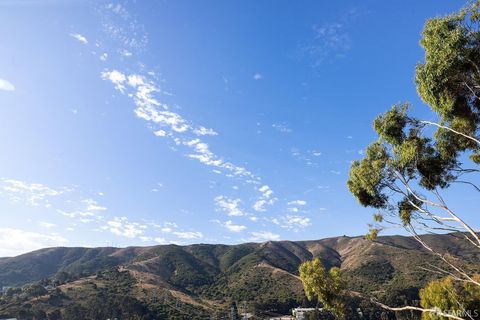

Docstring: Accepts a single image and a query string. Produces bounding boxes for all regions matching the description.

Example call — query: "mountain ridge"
[0,233,478,319]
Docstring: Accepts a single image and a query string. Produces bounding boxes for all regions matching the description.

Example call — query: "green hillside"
[0,233,478,319]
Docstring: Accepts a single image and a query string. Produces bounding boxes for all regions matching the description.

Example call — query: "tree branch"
[420,120,480,146]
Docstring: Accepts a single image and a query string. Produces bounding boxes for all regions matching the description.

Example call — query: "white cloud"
[82,198,107,212]
[272,123,292,133]
[0,178,67,208]
[290,148,319,167]
[70,33,88,44]
[280,215,311,231]
[193,126,218,136]
[172,231,203,239]
[100,53,108,61]
[150,221,178,233]
[216,220,246,233]
[102,217,147,238]
[0,228,67,257]
[59,210,95,218]
[151,182,164,192]
[215,195,247,216]
[249,231,280,242]
[253,185,276,212]
[287,200,307,206]
[301,22,350,66]
[0,78,15,91]
[58,197,106,223]
[253,200,267,212]
[101,3,148,52]
[39,222,56,229]
[253,73,262,80]
[101,70,127,92]
[101,69,259,182]
[148,221,201,240]
[153,129,166,137]
[119,49,133,57]
[154,237,168,244]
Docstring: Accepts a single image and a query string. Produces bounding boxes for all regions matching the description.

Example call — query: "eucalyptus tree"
[347,1,480,319]
[299,258,347,319]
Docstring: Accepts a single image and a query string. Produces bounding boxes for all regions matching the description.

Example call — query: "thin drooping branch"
[372,302,465,320]
[452,180,480,193]
[351,291,466,320]
[452,167,480,174]
[464,81,480,102]
[409,227,480,287]
[395,173,480,248]
[420,120,480,146]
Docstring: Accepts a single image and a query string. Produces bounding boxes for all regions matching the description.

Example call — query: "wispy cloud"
[299,8,361,67]
[38,221,57,229]
[193,126,218,136]
[0,78,15,91]
[0,228,67,257]
[70,33,88,44]
[0,178,68,208]
[287,200,307,206]
[100,3,147,53]
[253,73,262,80]
[249,231,280,242]
[215,220,246,233]
[280,215,311,232]
[290,148,321,167]
[101,69,258,182]
[215,196,247,216]
[58,197,106,223]
[272,123,292,133]
[102,216,147,238]
[172,231,203,239]
[82,198,107,212]
[253,185,276,212]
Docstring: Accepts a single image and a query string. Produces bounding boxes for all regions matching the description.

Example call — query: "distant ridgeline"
[0,233,479,319]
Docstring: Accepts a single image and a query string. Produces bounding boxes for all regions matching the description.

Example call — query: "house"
[292,308,318,320]
[44,284,55,291]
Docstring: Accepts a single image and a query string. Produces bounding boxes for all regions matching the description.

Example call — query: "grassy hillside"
[0,233,478,319]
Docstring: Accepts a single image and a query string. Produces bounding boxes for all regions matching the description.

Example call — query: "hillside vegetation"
[0,233,479,319]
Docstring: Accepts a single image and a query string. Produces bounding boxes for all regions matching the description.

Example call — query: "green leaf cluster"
[420,275,480,320]
[416,1,480,162]
[299,258,347,318]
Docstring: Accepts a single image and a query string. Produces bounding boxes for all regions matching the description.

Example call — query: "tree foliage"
[347,1,480,318]
[420,275,480,320]
[299,258,347,318]
[416,2,480,164]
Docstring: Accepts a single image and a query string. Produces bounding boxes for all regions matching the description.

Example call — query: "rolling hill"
[0,233,478,319]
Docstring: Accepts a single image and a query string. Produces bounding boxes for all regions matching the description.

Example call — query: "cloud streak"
[299,8,361,67]
[101,69,259,182]
[70,33,88,44]
[0,78,15,91]
[0,178,68,208]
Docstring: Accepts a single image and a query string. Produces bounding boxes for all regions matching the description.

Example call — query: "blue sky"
[0,0,474,256]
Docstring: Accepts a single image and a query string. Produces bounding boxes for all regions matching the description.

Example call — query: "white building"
[292,308,318,320]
